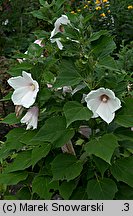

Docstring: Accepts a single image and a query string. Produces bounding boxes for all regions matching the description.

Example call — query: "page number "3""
[123,203,129,211]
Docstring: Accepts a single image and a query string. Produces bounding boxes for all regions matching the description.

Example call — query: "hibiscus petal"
[21,106,38,130]
[107,98,121,113]
[55,15,70,27]
[56,39,63,50]
[96,102,115,124]
[21,90,38,108]
[22,71,33,83]
[8,76,29,89]
[20,111,32,124]
[85,98,101,113]
[29,115,38,129]
[12,87,37,108]
[103,88,116,99]
[12,87,30,106]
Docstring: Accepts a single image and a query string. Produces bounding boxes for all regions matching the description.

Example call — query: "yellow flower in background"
[128,5,133,9]
[103,0,108,3]
[100,13,106,17]
[77,9,81,12]
[88,1,91,3]
[108,10,110,13]
[95,6,102,10]
[95,0,101,4]
[84,5,88,9]
[71,11,76,14]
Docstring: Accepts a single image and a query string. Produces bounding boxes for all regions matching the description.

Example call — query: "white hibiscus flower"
[85,87,121,124]
[21,106,39,130]
[7,71,39,108]
[50,15,70,50]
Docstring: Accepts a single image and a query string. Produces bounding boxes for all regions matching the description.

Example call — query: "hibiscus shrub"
[0,0,133,200]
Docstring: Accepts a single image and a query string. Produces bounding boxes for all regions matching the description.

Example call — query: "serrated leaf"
[4,151,32,173]
[63,101,92,127]
[39,0,46,6]
[31,116,74,148]
[70,186,87,200]
[28,43,43,57]
[59,180,77,199]
[0,172,28,185]
[31,10,44,20]
[97,56,118,71]
[114,127,133,141]
[55,0,65,10]
[32,142,51,167]
[115,98,133,127]
[32,176,58,199]
[51,153,83,181]
[111,156,133,187]
[85,134,119,164]
[89,30,108,42]
[93,156,109,177]
[115,184,133,200]
[0,128,26,161]
[8,63,33,76]
[1,113,20,125]
[87,178,118,200]
[16,187,31,200]
[54,60,82,88]
[91,35,116,58]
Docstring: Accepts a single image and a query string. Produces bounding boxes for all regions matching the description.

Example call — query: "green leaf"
[31,116,74,148]
[16,187,31,200]
[54,60,82,88]
[19,130,37,145]
[32,142,51,167]
[28,43,43,57]
[85,134,119,164]
[0,128,26,161]
[32,176,58,199]
[87,178,118,200]
[4,151,32,173]
[111,156,133,187]
[0,92,12,102]
[51,153,83,181]
[63,101,92,127]
[91,35,116,58]
[8,63,33,76]
[59,180,77,199]
[115,98,133,127]
[39,0,54,7]
[97,56,118,71]
[55,0,65,10]
[39,0,47,6]
[31,10,44,20]
[53,130,75,148]
[115,184,133,200]
[114,127,133,141]
[0,172,28,185]
[39,88,52,107]
[70,186,87,200]
[93,156,109,177]
[89,30,108,42]
[1,113,20,125]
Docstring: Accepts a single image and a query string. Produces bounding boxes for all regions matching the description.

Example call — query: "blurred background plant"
[0,0,40,56]
[0,0,133,200]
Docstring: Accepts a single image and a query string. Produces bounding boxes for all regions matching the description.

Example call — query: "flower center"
[100,94,109,103]
[30,83,35,91]
[59,25,64,33]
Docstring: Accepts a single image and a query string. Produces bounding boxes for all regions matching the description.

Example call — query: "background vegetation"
[0,0,133,200]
